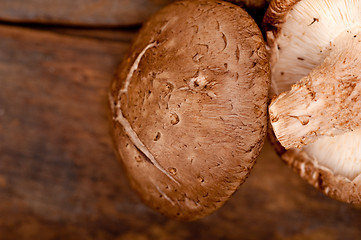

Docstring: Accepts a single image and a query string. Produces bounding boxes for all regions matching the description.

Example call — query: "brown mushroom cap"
[264,0,361,204]
[110,0,270,220]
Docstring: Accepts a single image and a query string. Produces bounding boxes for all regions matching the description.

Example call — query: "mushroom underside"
[268,0,361,181]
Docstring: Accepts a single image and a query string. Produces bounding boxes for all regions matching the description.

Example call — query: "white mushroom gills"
[270,30,361,148]
[269,0,361,180]
[112,42,180,185]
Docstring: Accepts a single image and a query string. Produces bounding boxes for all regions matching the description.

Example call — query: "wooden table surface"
[1,23,361,240]
[0,0,175,26]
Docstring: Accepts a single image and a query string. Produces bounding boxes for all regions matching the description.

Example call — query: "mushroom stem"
[270,30,361,149]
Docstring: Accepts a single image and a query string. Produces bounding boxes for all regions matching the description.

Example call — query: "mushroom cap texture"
[110,0,270,220]
[263,0,361,204]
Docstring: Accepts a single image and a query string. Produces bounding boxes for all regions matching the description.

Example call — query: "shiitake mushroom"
[109,0,270,220]
[264,0,361,204]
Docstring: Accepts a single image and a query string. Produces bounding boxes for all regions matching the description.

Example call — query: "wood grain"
[1,25,361,240]
[0,0,269,28]
[0,0,175,27]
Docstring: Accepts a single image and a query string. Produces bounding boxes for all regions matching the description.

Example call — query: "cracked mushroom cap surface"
[263,0,361,203]
[109,0,270,220]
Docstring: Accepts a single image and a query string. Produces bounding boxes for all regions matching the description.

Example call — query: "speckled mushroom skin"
[263,0,361,205]
[109,0,270,220]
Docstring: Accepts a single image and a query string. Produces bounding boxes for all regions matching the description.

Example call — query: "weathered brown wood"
[27,26,139,43]
[1,25,361,239]
[0,0,269,27]
[0,0,175,27]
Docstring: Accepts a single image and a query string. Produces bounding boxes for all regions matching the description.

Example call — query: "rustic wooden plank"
[0,25,151,239]
[20,26,139,42]
[0,0,175,27]
[1,25,361,240]
[0,0,269,27]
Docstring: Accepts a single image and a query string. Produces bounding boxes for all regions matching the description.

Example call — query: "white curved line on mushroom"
[112,42,180,185]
